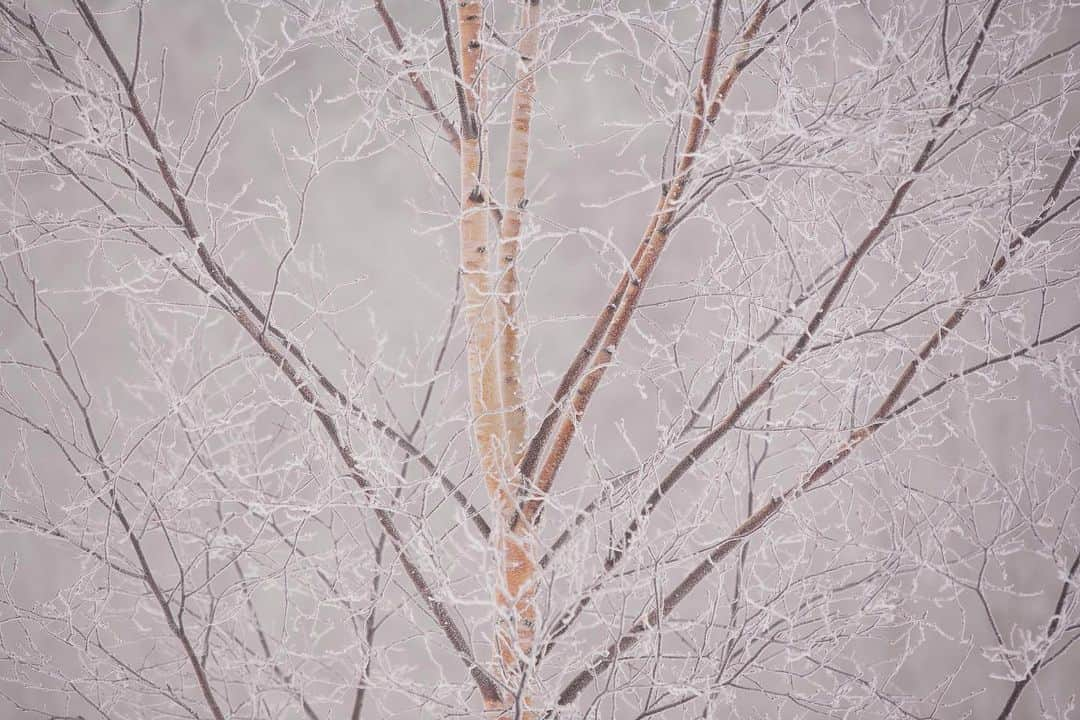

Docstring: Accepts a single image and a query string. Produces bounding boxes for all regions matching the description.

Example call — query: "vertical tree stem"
[494,2,544,716]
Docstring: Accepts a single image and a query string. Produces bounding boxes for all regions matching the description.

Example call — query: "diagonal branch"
[7,278,229,720]
[993,550,1080,720]
[372,0,462,153]
[514,0,820,497]
[69,0,501,704]
[520,0,771,526]
[538,257,842,572]
[885,319,1080,422]
[589,0,1007,582]
[554,130,1076,709]
[7,3,492,542]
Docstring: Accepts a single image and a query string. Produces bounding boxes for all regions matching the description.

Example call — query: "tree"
[1,0,1079,717]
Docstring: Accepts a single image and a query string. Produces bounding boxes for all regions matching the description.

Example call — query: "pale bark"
[498,0,541,477]
[455,0,508,512]
[493,2,544,716]
[454,1,532,714]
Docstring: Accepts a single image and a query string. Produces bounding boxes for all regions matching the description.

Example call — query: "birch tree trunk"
[3,2,1079,719]
[495,2,544,716]
[456,1,540,714]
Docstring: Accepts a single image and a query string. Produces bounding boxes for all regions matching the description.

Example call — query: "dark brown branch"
[517,0,771,530]
[436,0,474,139]
[7,276,228,720]
[993,551,1080,720]
[373,0,462,153]
[587,0,1006,593]
[539,259,841,571]
[515,0,805,526]
[885,320,1080,422]
[71,0,500,703]
[555,122,1074,711]
[5,1,491,543]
